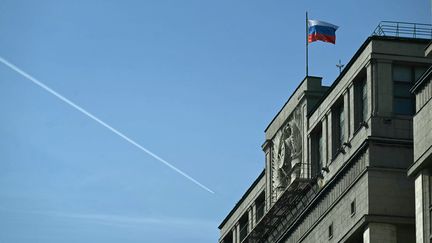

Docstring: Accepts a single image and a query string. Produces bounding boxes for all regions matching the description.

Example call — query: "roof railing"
[372,21,432,39]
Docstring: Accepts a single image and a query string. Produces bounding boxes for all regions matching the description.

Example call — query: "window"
[239,213,248,242]
[311,125,324,176]
[332,102,345,157]
[328,223,333,239]
[361,80,368,122]
[338,106,345,148]
[319,131,324,168]
[222,231,233,243]
[393,65,427,115]
[255,192,265,222]
[350,199,356,216]
[354,77,368,130]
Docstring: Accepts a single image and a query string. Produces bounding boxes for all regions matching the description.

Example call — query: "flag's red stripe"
[308,33,336,44]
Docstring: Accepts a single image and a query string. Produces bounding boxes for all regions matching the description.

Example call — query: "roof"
[264,75,323,132]
[219,34,431,233]
[264,36,424,131]
[307,35,430,117]
[218,169,265,229]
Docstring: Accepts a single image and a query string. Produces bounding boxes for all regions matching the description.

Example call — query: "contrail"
[0,56,214,194]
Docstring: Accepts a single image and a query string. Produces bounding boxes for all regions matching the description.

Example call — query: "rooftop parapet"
[372,21,432,39]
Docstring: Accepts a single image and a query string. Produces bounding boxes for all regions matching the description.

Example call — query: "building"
[218,22,432,243]
[408,41,432,242]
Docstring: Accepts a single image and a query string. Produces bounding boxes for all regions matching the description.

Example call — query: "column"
[247,207,253,233]
[233,222,240,243]
[415,172,424,243]
[263,140,272,209]
[302,104,309,178]
[415,170,431,243]
[251,202,256,228]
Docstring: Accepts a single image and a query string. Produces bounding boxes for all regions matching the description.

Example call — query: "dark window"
[311,125,324,176]
[328,223,333,239]
[255,192,265,222]
[393,65,427,115]
[362,80,368,121]
[351,199,356,216]
[353,68,368,131]
[355,77,368,130]
[239,213,248,242]
[339,106,345,148]
[222,231,233,243]
[332,102,344,157]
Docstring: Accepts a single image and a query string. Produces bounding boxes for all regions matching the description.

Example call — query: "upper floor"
[408,42,432,176]
[219,24,432,243]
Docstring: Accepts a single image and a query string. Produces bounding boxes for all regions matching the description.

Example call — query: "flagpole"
[306,11,309,77]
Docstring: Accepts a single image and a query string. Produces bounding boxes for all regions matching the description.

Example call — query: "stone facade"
[408,42,432,243]
[219,35,431,243]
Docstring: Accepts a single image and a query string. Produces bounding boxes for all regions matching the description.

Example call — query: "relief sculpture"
[272,107,303,200]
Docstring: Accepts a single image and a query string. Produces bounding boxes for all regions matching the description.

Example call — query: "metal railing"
[220,163,320,243]
[372,21,432,39]
[241,175,320,243]
[237,202,265,243]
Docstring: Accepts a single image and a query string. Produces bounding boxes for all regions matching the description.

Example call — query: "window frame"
[328,222,334,239]
[222,231,233,243]
[392,64,428,115]
[332,101,345,159]
[254,191,266,223]
[353,69,368,132]
[350,199,356,217]
[311,125,324,177]
[239,212,249,242]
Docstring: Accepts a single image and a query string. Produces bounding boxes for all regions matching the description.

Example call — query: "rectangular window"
[339,106,345,147]
[255,191,265,222]
[361,79,368,122]
[354,72,367,131]
[311,125,324,176]
[239,213,248,242]
[351,199,356,216]
[222,231,233,243]
[332,102,345,157]
[393,65,427,115]
[328,223,333,239]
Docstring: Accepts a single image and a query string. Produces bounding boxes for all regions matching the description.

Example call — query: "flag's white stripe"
[308,19,339,30]
[0,56,215,194]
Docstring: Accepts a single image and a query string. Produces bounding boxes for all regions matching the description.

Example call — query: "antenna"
[336,59,345,74]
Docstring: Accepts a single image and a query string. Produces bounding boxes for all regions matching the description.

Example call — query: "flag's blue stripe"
[308,25,336,36]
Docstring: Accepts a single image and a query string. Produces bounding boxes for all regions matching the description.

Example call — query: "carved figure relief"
[271,107,303,200]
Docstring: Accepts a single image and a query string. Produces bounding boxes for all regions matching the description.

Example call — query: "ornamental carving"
[271,107,303,200]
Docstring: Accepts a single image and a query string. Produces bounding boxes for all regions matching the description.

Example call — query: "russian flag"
[308,20,338,44]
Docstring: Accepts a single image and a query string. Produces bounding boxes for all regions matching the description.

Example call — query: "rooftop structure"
[219,21,432,243]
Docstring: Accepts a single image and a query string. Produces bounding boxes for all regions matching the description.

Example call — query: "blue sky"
[0,0,429,242]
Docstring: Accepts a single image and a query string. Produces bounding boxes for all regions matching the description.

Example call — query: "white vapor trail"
[0,56,214,194]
